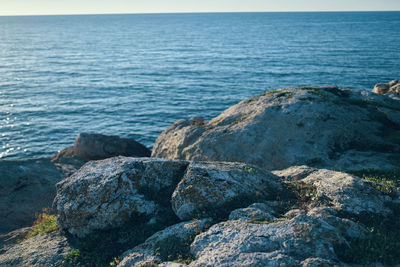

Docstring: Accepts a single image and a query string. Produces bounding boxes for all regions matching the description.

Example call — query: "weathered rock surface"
[274,166,396,216]
[152,86,400,171]
[118,218,212,267]
[228,202,277,221]
[171,162,287,220]
[0,158,67,234]
[0,227,33,253]
[54,157,188,237]
[189,211,366,266]
[373,79,400,97]
[0,231,72,266]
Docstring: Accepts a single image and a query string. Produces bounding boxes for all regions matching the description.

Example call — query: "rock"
[373,79,400,97]
[0,231,72,266]
[0,158,67,234]
[0,227,33,253]
[228,202,277,221]
[118,218,212,267]
[272,165,318,181]
[72,132,150,160]
[51,133,150,172]
[54,157,188,237]
[275,166,394,216]
[54,157,290,236]
[188,212,366,266]
[171,162,287,220]
[152,86,400,171]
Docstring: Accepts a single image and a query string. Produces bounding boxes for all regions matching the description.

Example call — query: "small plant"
[265,88,289,95]
[285,182,318,207]
[244,166,257,173]
[25,210,58,239]
[109,257,120,267]
[63,249,81,266]
[297,86,329,98]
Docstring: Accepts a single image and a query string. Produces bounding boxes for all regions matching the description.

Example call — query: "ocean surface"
[1,12,400,159]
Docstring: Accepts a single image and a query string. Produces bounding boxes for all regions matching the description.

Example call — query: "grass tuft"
[25,211,58,239]
[284,181,318,207]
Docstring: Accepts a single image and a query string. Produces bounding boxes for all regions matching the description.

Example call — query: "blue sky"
[1,0,399,16]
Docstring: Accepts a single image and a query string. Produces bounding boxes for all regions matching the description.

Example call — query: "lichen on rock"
[54,156,188,237]
[171,161,288,220]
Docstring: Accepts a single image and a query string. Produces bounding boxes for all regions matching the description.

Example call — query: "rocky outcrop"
[189,210,366,266]
[274,165,398,216]
[54,157,188,237]
[118,219,212,267]
[3,85,400,266]
[54,157,289,237]
[0,231,72,266]
[152,86,400,171]
[0,133,150,235]
[373,79,400,97]
[171,162,287,220]
[4,159,400,266]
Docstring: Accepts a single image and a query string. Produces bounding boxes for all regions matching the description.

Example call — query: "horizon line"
[0,10,399,17]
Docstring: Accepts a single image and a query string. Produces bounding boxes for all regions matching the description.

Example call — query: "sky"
[0,0,399,16]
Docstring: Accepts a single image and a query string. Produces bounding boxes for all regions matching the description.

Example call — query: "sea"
[1,12,400,159]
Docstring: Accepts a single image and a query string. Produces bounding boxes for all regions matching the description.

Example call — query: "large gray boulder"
[171,162,287,220]
[0,231,73,266]
[152,86,400,171]
[54,157,188,237]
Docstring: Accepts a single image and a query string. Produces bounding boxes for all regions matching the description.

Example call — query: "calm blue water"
[1,12,400,159]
